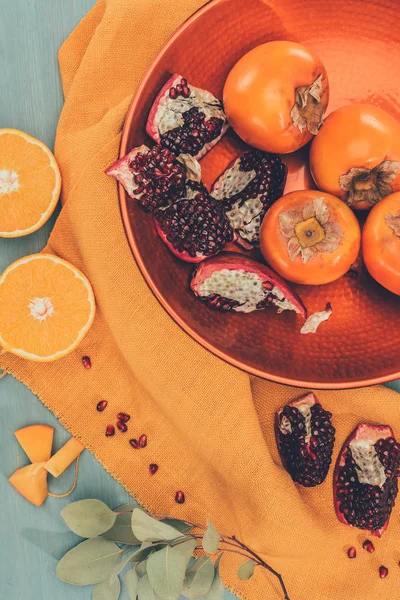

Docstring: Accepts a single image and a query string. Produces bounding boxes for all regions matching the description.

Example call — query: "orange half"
[0,129,61,237]
[0,254,95,361]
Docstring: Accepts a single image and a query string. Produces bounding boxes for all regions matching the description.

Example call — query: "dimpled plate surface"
[119,0,400,389]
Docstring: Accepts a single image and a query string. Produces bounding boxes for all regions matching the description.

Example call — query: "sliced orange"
[0,254,95,361]
[0,129,61,237]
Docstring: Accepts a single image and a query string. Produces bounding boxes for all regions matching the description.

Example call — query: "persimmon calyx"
[339,160,400,207]
[385,213,400,237]
[279,197,343,263]
[290,74,325,135]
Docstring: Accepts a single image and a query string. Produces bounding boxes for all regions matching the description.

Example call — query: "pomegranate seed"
[175,490,185,504]
[169,87,178,99]
[379,566,388,579]
[117,421,128,432]
[149,464,159,475]
[82,356,91,369]
[362,540,375,553]
[347,547,356,559]
[96,400,108,412]
[106,425,115,437]
[180,78,187,86]
[117,412,130,423]
[129,439,140,449]
[176,84,183,94]
[182,86,190,98]
[139,434,147,448]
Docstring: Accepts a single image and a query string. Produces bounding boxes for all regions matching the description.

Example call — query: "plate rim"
[118,0,400,390]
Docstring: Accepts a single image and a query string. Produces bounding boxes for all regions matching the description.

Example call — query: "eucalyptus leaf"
[147,544,187,600]
[57,537,122,586]
[109,544,157,585]
[204,555,224,600]
[92,577,121,600]
[131,509,182,543]
[202,521,220,554]
[135,559,147,577]
[103,504,141,544]
[237,559,255,581]
[125,568,138,600]
[161,519,193,534]
[137,574,163,600]
[61,500,117,538]
[175,538,197,566]
[182,556,214,600]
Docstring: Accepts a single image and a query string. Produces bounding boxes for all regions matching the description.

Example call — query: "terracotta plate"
[119,0,400,389]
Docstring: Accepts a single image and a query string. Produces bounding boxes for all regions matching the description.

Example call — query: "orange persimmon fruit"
[8,463,48,507]
[362,191,400,295]
[223,41,329,154]
[260,190,361,285]
[14,424,54,463]
[310,104,400,210]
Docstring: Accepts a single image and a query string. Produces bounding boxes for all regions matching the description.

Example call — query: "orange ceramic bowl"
[119,0,400,389]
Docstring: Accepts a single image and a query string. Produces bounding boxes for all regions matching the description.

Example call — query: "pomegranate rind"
[190,252,307,317]
[146,73,229,160]
[277,392,318,416]
[333,423,395,537]
[105,145,149,198]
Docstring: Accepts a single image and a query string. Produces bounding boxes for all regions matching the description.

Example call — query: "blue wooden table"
[0,2,237,598]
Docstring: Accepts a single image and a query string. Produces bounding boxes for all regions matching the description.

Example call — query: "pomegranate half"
[190,252,306,315]
[275,392,335,487]
[333,423,400,537]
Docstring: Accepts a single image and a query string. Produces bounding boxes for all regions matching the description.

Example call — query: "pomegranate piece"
[146,74,229,160]
[275,392,335,487]
[333,424,400,537]
[105,144,204,211]
[154,193,234,263]
[190,252,307,316]
[211,150,287,248]
[347,547,356,559]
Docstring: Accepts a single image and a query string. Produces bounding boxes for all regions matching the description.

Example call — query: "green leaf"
[161,519,193,534]
[137,574,163,600]
[103,504,141,544]
[147,544,187,600]
[182,556,214,600]
[175,538,197,566]
[109,544,157,585]
[131,509,182,543]
[57,538,122,586]
[61,500,117,538]
[92,578,121,600]
[204,555,224,600]
[237,559,255,581]
[125,569,138,600]
[135,559,147,577]
[202,521,220,554]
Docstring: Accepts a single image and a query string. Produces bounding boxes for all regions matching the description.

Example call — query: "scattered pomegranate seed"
[82,356,91,369]
[149,464,159,475]
[117,421,128,432]
[129,439,140,449]
[139,434,147,448]
[96,400,108,412]
[362,540,375,553]
[379,565,388,579]
[169,87,178,99]
[175,490,185,504]
[106,425,115,437]
[117,412,130,423]
[347,547,356,559]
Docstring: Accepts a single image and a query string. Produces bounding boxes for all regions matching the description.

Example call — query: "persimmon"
[223,41,329,154]
[362,191,400,295]
[310,104,400,210]
[260,190,361,285]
